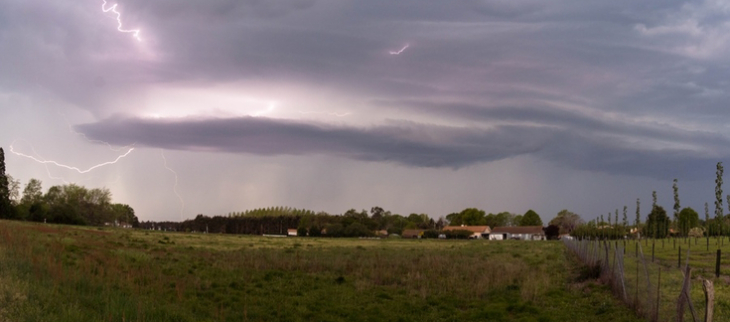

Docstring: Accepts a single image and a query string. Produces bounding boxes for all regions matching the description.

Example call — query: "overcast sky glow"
[2,0,730,223]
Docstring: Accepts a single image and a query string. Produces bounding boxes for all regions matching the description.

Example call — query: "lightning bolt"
[61,112,135,152]
[9,142,135,174]
[389,44,409,55]
[102,0,141,41]
[161,150,185,221]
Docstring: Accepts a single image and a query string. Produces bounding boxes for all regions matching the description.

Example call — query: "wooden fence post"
[655,267,661,322]
[678,246,682,269]
[716,250,721,278]
[703,279,714,322]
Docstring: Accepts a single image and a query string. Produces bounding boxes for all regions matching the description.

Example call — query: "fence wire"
[564,239,710,322]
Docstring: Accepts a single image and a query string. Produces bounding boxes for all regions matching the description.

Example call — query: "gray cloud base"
[76,115,724,179]
[77,117,551,168]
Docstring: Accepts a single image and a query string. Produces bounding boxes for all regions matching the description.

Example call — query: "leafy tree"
[459,208,486,226]
[309,225,322,237]
[325,223,344,237]
[622,206,628,227]
[549,209,583,234]
[370,206,385,221]
[520,209,543,226]
[645,206,670,238]
[406,213,430,229]
[21,178,43,206]
[297,227,308,236]
[422,229,440,239]
[677,207,699,237]
[484,212,512,228]
[110,203,138,227]
[343,209,377,230]
[6,174,19,206]
[344,222,372,237]
[435,217,446,230]
[512,215,523,226]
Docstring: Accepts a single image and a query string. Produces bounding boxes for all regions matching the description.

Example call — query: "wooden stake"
[703,279,714,322]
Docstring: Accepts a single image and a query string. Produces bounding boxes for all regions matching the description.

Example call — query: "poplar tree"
[673,179,680,228]
[0,148,11,218]
[635,198,641,238]
[716,162,724,238]
[652,191,657,209]
[622,206,628,236]
[705,202,710,235]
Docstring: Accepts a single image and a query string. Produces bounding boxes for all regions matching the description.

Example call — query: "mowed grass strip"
[0,220,641,322]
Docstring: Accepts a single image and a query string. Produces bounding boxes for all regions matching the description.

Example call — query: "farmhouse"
[442,225,491,239]
[489,226,545,240]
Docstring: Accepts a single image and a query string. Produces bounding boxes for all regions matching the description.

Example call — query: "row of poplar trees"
[574,162,729,239]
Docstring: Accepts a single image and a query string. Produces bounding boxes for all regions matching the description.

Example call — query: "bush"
[325,224,344,237]
[422,229,440,239]
[344,222,372,237]
[444,229,473,239]
[297,227,308,237]
[544,225,560,240]
[309,225,322,237]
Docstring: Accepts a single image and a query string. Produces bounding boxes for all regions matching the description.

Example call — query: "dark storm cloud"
[5,0,730,178]
[4,0,730,117]
[76,114,729,179]
[375,99,730,150]
[76,117,552,168]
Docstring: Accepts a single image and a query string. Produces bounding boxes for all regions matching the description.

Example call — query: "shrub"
[344,222,372,237]
[325,224,344,237]
[308,225,322,237]
[422,229,440,239]
[444,229,473,239]
[297,227,308,237]
[544,225,560,240]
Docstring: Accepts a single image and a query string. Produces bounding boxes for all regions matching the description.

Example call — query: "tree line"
[573,162,730,240]
[140,207,555,239]
[0,148,138,227]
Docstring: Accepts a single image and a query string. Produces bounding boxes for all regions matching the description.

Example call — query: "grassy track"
[0,220,641,322]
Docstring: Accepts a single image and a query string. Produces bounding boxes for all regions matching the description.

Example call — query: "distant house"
[630,227,641,239]
[442,225,491,239]
[287,229,298,237]
[490,226,545,240]
[402,229,425,239]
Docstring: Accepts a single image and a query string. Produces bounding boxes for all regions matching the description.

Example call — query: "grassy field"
[571,238,730,321]
[0,220,642,322]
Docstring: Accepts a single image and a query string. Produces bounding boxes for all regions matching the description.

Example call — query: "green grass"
[573,238,730,321]
[0,220,642,322]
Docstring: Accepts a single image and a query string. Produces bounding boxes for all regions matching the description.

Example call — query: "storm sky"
[2,0,730,223]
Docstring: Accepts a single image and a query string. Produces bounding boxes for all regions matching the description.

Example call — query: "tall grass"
[0,220,641,321]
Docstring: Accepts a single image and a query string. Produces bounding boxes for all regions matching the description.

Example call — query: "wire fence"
[564,239,716,322]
